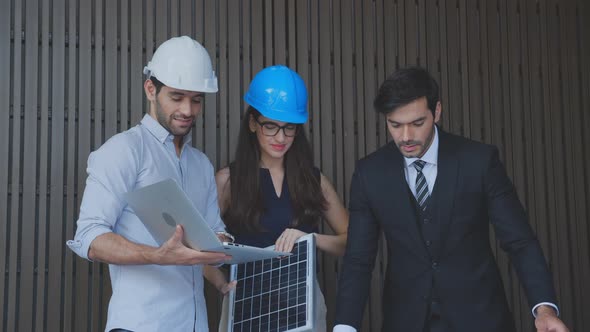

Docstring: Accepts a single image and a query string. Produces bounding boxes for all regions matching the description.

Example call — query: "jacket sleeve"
[485,147,557,309]
[334,161,381,329]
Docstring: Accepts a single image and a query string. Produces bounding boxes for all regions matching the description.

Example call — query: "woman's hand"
[275,228,307,253]
[203,265,236,296]
[219,280,237,295]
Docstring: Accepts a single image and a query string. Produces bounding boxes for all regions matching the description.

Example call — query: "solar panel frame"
[227,233,316,332]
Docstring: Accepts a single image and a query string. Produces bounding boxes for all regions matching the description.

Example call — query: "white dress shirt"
[403,126,439,196]
[67,114,226,332]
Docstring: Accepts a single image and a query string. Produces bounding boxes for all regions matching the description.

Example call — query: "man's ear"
[434,101,442,123]
[144,79,157,102]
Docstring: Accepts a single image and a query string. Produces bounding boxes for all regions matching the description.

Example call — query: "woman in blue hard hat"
[207,65,349,331]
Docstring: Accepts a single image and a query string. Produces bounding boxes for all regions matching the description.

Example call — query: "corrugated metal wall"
[1,0,589,331]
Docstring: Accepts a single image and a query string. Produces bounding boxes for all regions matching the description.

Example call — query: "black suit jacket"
[335,130,556,332]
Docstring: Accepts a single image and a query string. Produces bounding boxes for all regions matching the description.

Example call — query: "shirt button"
[425,240,432,247]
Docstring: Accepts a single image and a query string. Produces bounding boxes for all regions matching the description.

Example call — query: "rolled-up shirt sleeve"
[66,133,140,260]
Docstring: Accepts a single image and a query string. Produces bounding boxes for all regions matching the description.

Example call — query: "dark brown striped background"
[1,0,589,331]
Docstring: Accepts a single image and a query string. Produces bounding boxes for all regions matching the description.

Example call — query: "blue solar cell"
[237,264,245,280]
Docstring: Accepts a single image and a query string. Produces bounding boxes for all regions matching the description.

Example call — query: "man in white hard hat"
[67,36,231,332]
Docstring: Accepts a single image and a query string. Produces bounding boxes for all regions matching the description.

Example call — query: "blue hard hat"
[244,65,308,124]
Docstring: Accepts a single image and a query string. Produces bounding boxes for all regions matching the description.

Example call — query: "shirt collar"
[140,113,192,146]
[404,125,439,168]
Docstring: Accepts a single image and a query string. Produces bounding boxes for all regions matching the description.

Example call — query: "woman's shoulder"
[215,166,231,187]
[312,166,321,180]
[315,169,336,193]
[216,166,231,177]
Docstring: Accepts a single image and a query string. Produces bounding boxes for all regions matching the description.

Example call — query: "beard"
[397,126,436,158]
[397,140,425,158]
[155,101,195,137]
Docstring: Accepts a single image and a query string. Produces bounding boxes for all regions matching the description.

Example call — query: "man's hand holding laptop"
[152,224,232,265]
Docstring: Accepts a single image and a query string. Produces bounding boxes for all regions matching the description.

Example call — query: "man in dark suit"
[333,67,569,332]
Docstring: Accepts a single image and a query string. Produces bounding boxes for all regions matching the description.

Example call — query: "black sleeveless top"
[232,168,319,248]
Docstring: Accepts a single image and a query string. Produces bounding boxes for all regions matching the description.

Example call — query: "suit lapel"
[431,130,459,257]
[384,144,430,259]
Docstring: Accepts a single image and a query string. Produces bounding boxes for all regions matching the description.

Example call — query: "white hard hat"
[143,36,218,93]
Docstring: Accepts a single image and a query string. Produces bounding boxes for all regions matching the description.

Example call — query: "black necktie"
[413,160,429,210]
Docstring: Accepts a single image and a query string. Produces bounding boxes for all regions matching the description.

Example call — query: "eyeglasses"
[254,118,300,137]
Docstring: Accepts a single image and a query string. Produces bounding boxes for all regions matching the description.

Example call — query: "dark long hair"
[223,107,327,234]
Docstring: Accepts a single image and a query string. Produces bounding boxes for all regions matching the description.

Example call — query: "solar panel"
[227,233,316,332]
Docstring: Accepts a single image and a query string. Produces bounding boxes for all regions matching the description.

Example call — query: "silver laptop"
[125,178,290,265]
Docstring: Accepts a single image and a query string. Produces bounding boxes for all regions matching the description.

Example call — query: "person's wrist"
[535,305,557,317]
[142,247,158,265]
[217,282,227,293]
[216,231,235,243]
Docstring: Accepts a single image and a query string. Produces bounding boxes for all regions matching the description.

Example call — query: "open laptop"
[125,178,290,265]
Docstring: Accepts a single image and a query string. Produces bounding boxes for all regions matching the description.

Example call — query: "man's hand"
[152,225,230,265]
[275,228,307,253]
[535,305,569,332]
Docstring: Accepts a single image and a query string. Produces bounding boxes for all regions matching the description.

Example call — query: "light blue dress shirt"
[67,114,225,332]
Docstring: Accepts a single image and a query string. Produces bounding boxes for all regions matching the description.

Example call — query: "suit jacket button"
[425,240,432,247]
[423,218,430,223]
[431,261,439,269]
